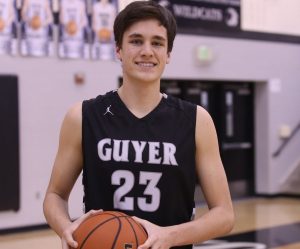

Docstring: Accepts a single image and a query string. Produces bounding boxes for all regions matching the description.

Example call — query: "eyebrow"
[128,33,167,42]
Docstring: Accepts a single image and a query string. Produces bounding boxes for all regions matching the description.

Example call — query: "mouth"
[135,62,157,68]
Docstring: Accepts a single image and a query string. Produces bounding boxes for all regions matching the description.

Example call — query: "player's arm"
[135,106,234,249]
[79,2,87,29]
[6,2,15,26]
[91,6,97,32]
[45,0,53,26]
[59,2,65,26]
[190,106,234,241]
[21,0,29,22]
[43,102,83,243]
[43,103,101,249]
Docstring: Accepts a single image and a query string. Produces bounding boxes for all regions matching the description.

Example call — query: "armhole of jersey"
[81,94,107,213]
[81,94,106,160]
[188,103,197,160]
[179,98,198,167]
[167,96,197,155]
[81,98,96,213]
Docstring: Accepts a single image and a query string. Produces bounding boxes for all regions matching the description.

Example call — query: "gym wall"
[0,33,299,230]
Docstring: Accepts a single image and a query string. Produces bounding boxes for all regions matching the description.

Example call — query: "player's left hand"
[132,216,173,249]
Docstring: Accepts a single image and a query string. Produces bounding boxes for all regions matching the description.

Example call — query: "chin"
[140,75,161,84]
[133,72,159,83]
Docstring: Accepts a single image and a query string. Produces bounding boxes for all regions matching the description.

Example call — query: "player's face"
[116,19,170,85]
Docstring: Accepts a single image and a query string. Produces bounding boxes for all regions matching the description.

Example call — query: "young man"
[43,1,234,249]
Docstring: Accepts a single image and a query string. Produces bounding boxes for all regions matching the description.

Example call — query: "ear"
[166,52,171,64]
[115,46,122,61]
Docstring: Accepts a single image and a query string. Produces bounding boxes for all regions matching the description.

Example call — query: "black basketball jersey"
[82,90,197,249]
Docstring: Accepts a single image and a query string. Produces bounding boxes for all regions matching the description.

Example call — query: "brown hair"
[113,1,177,52]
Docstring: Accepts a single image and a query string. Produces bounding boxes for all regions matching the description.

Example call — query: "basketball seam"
[79,215,120,249]
[130,218,148,238]
[111,216,122,249]
[125,217,139,247]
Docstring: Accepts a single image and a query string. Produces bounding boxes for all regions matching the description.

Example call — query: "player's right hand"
[61,209,103,249]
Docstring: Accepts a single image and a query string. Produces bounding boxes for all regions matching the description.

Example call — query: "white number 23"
[111,170,162,212]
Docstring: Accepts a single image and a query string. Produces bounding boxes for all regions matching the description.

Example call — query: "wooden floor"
[0,197,300,249]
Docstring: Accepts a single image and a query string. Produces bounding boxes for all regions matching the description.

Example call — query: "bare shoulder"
[60,102,83,139]
[195,105,219,150]
[64,102,82,124]
[195,105,215,130]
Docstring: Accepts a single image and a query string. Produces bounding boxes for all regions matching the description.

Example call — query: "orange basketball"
[30,15,41,30]
[66,20,77,36]
[0,17,5,32]
[98,28,112,42]
[73,211,148,249]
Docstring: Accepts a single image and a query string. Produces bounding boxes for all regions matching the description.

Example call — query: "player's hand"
[132,216,173,249]
[61,209,103,249]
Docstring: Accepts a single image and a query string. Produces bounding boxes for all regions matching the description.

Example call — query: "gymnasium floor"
[0,197,299,249]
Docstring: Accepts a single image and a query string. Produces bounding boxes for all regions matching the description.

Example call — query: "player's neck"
[117,83,162,119]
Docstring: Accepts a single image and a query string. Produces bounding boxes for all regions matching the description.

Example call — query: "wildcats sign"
[156,0,240,33]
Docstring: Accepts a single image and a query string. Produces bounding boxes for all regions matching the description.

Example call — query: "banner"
[20,0,54,57]
[0,0,18,55]
[58,0,89,59]
[91,0,117,60]
[157,0,240,33]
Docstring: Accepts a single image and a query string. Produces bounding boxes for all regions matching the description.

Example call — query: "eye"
[152,41,164,47]
[130,39,143,45]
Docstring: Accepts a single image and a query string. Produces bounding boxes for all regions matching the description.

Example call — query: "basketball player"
[92,0,116,43]
[91,0,116,60]
[59,0,88,58]
[21,0,53,56]
[43,1,234,249]
[0,0,16,54]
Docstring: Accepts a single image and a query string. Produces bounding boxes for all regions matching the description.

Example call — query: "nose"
[140,42,154,57]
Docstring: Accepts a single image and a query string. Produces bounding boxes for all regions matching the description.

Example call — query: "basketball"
[0,17,5,32]
[30,15,41,30]
[66,20,77,36]
[73,211,148,249]
[98,28,112,42]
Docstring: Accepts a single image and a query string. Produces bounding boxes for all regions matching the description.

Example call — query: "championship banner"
[0,0,18,55]
[58,0,89,59]
[91,0,117,60]
[156,0,240,33]
[20,0,54,57]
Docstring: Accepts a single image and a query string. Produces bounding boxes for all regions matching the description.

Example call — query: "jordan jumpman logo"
[104,105,114,115]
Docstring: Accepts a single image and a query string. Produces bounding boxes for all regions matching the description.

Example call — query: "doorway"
[161,79,255,198]
[0,75,20,211]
